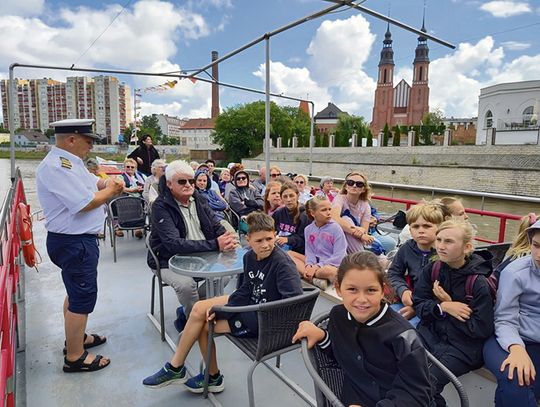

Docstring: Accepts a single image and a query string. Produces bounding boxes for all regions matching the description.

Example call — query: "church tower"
[407,18,430,125]
[370,24,395,135]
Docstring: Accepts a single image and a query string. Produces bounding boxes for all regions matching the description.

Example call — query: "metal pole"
[264,36,271,185]
[309,102,315,176]
[324,0,456,49]
[8,64,16,181]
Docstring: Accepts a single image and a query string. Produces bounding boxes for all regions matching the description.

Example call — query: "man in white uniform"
[36,119,124,373]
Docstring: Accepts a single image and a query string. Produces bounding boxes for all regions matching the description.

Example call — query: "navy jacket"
[320,304,434,407]
[387,239,436,299]
[272,206,309,254]
[127,145,160,176]
[147,183,225,270]
[413,251,495,367]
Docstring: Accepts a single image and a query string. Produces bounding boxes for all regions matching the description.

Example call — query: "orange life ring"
[17,203,36,267]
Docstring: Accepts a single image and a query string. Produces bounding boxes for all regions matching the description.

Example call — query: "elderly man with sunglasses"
[147,160,238,332]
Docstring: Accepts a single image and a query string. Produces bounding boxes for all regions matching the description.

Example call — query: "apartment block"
[155,114,187,139]
[1,76,132,142]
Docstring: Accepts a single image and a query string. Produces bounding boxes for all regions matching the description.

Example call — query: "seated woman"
[264,181,283,216]
[315,176,338,203]
[293,174,312,204]
[293,251,434,407]
[483,220,540,407]
[218,168,231,196]
[228,170,264,217]
[330,172,374,253]
[142,212,303,393]
[194,169,228,220]
[142,159,166,205]
[121,158,146,197]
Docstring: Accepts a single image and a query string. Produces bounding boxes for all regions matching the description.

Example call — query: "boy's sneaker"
[312,278,329,291]
[142,362,187,388]
[174,306,187,333]
[184,372,225,394]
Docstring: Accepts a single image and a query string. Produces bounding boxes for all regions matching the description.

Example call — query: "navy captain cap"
[50,119,102,140]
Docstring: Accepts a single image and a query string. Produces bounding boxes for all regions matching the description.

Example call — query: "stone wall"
[242,144,540,197]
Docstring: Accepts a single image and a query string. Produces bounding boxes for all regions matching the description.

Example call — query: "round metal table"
[168,247,247,298]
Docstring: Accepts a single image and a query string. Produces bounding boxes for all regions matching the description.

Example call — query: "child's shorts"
[215,310,258,338]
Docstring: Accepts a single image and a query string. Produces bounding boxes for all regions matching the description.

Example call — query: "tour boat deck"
[18,219,497,406]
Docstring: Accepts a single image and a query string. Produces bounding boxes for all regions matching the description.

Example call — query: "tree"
[366,130,373,147]
[212,101,310,162]
[392,125,401,146]
[0,123,9,133]
[45,128,55,139]
[382,123,390,147]
[137,114,163,143]
[334,114,370,147]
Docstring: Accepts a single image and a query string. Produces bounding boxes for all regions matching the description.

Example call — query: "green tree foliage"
[382,123,390,147]
[392,125,401,146]
[334,114,370,147]
[138,114,164,142]
[212,101,310,162]
[0,123,9,133]
[410,109,447,145]
[366,130,373,147]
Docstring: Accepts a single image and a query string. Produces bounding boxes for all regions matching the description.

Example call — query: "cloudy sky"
[1,0,539,122]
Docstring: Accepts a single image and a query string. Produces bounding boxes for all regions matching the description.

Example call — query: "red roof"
[181,118,216,130]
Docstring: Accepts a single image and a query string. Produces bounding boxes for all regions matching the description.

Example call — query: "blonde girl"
[264,181,282,216]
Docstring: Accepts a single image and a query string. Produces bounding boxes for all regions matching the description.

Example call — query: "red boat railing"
[372,194,522,244]
[0,169,25,407]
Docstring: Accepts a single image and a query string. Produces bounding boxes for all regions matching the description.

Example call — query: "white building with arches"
[476,80,539,145]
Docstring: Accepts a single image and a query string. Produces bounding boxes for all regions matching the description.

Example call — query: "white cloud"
[500,41,531,51]
[0,0,44,17]
[480,1,531,17]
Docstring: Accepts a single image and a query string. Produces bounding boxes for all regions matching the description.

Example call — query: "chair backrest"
[255,288,319,361]
[475,242,511,269]
[303,312,470,407]
[109,196,147,229]
[145,231,160,273]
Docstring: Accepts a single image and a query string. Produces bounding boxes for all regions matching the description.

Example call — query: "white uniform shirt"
[36,146,104,234]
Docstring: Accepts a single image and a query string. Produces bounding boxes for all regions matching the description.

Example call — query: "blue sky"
[1,0,539,121]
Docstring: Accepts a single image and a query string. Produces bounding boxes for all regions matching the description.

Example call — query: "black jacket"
[147,184,225,270]
[413,251,495,367]
[127,144,160,175]
[320,304,434,407]
[272,206,309,254]
[387,239,436,299]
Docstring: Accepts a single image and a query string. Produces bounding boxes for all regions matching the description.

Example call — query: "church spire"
[414,6,429,64]
[379,23,394,66]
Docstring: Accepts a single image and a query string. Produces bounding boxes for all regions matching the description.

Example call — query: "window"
[485,110,493,129]
[523,106,535,125]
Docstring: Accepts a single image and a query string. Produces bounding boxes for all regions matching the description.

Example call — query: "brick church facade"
[370,22,430,135]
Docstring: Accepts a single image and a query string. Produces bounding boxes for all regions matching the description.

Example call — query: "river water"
[2,158,539,242]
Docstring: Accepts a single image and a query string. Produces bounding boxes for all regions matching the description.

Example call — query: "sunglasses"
[295,180,305,185]
[346,179,365,188]
[236,176,248,181]
[270,173,281,178]
[125,166,135,169]
[176,179,196,186]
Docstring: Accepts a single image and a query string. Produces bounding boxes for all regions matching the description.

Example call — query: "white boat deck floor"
[18,219,496,406]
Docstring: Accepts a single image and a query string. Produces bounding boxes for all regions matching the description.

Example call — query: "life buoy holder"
[17,202,37,268]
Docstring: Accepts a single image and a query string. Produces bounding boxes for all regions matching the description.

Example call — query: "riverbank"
[0,150,127,162]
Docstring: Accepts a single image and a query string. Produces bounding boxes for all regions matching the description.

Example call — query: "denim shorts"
[46,232,99,314]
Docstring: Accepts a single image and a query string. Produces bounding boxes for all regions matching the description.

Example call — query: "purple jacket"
[304,220,347,267]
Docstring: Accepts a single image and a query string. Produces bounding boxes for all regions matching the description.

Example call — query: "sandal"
[63,350,110,373]
[63,333,106,355]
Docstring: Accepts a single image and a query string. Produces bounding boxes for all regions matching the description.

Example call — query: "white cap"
[50,119,102,140]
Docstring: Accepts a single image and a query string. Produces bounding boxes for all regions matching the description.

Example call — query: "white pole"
[264,36,270,185]
[309,102,315,176]
[8,64,16,180]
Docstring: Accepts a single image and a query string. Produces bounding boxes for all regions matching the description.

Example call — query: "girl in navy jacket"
[413,219,495,407]
[294,251,434,407]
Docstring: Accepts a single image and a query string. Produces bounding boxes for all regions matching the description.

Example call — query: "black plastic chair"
[301,312,470,407]
[145,231,168,342]
[203,288,320,406]
[475,242,511,269]
[106,196,148,262]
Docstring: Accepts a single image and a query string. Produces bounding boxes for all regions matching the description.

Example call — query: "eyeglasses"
[345,179,365,188]
[295,180,305,185]
[270,173,281,178]
[176,179,196,186]
[236,176,247,181]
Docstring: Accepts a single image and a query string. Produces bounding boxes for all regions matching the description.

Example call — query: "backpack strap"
[465,274,479,302]
[431,261,442,282]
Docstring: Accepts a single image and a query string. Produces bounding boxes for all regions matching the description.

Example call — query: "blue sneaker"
[142,362,187,388]
[184,372,225,394]
[174,306,187,333]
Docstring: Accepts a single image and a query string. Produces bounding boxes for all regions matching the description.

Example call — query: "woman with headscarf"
[228,170,264,217]
[194,169,228,220]
[127,134,160,176]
